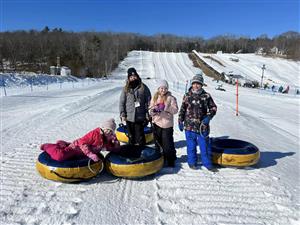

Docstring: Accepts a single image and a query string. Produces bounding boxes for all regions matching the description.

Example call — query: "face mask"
[129,79,140,89]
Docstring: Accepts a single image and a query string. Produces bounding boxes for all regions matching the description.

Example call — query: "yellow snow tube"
[116,125,153,144]
[105,145,164,179]
[211,139,260,167]
[36,152,104,182]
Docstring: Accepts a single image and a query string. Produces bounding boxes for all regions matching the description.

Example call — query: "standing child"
[40,118,120,162]
[178,73,217,171]
[149,80,178,167]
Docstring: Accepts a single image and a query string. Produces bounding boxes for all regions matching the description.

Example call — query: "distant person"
[40,118,120,162]
[271,85,275,92]
[178,73,218,171]
[119,67,151,146]
[282,85,290,94]
[149,80,178,167]
[278,86,284,93]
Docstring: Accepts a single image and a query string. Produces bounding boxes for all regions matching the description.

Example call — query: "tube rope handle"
[88,158,104,175]
[50,159,103,181]
[50,170,85,181]
[199,123,210,138]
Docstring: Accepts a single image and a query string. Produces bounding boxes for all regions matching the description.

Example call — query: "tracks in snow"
[1,82,123,225]
[2,52,299,225]
[1,144,87,225]
[154,165,297,225]
[140,51,298,225]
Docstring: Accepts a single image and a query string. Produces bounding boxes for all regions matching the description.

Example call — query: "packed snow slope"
[195,51,300,89]
[1,51,299,225]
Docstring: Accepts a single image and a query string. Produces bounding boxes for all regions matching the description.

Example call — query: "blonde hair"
[153,91,170,103]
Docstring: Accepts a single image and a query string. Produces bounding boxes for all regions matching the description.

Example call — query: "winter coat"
[119,81,151,123]
[178,88,217,134]
[40,128,120,161]
[149,92,178,128]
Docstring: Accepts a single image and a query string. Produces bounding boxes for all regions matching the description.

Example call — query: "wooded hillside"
[1,27,299,77]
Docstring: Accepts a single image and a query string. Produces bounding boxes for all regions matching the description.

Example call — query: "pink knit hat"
[100,118,116,132]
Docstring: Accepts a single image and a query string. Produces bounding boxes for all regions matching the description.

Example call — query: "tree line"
[0,27,299,77]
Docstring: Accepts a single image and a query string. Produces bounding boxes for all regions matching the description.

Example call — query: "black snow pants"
[153,123,176,167]
[126,121,146,146]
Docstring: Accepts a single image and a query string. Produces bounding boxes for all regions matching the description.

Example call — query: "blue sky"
[1,0,299,38]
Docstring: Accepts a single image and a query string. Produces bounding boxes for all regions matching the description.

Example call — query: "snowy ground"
[195,51,300,92]
[1,51,299,225]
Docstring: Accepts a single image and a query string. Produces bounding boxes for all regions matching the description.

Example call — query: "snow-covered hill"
[1,51,299,225]
[194,51,300,92]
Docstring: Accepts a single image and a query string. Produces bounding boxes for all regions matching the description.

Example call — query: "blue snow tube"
[211,139,260,167]
[105,145,164,178]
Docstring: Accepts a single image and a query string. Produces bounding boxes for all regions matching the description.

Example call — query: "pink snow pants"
[40,140,85,161]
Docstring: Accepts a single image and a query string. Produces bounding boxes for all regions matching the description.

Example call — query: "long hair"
[152,91,170,103]
[124,77,143,93]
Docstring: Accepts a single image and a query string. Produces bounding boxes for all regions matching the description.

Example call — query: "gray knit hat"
[157,79,169,89]
[191,72,204,85]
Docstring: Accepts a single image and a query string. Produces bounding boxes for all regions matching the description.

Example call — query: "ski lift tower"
[260,64,266,88]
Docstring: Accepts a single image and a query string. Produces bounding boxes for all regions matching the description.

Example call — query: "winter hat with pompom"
[157,79,169,89]
[100,118,116,132]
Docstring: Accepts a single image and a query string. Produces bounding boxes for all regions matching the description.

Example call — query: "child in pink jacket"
[40,118,120,162]
[149,80,178,167]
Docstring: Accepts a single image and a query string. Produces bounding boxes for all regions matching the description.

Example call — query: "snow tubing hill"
[211,139,260,167]
[105,145,163,178]
[116,125,153,144]
[36,152,104,182]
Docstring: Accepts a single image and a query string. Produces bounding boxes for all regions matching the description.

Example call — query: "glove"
[121,117,127,125]
[156,103,165,111]
[152,108,160,113]
[87,153,100,162]
[153,103,165,113]
[202,116,211,125]
[178,122,184,132]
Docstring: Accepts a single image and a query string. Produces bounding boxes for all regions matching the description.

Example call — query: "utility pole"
[261,64,266,88]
